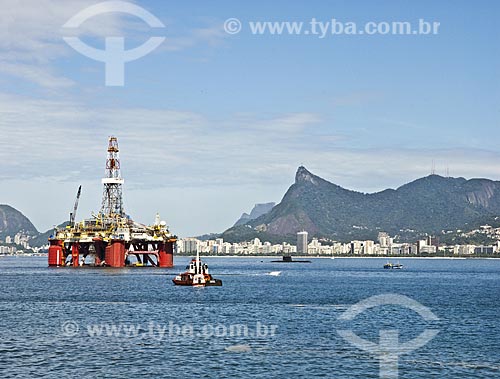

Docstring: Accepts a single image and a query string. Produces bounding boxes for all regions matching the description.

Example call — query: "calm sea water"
[0,256,499,378]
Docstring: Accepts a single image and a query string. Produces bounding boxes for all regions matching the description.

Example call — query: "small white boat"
[384,262,404,269]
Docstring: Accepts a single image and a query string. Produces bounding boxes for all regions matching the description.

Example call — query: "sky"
[0,0,499,236]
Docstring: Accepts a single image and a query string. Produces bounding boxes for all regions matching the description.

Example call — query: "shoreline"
[4,254,499,260]
[184,255,499,260]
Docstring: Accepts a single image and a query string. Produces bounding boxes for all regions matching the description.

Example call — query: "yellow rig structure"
[48,137,176,268]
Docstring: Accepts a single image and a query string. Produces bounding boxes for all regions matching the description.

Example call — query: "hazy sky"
[0,0,498,236]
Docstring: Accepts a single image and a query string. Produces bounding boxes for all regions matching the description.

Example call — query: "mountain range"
[0,205,66,248]
[3,166,500,247]
[222,166,500,243]
[0,205,38,241]
[233,202,276,226]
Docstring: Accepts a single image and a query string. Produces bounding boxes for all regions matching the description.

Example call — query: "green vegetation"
[0,204,38,241]
[28,222,70,248]
[223,167,500,243]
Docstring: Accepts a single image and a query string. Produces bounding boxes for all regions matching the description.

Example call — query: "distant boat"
[271,255,311,263]
[384,262,404,269]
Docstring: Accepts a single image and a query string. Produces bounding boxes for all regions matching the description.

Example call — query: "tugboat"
[384,262,404,269]
[172,252,222,287]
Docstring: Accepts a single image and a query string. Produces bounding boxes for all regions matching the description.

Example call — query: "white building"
[297,231,308,255]
[182,238,200,254]
[453,245,475,255]
[308,238,321,255]
[363,240,375,255]
[378,232,392,248]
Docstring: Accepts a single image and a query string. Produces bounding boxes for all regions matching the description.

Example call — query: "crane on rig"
[69,185,82,227]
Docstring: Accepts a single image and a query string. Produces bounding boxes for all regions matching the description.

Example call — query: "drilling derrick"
[48,136,177,269]
[100,137,124,219]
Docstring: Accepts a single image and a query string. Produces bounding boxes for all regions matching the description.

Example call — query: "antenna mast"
[100,136,124,218]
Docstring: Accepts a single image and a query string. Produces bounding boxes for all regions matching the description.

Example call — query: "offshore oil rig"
[48,137,176,268]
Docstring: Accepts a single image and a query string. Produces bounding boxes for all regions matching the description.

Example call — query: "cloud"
[249,113,322,133]
[0,0,137,57]
[302,148,500,194]
[0,91,498,194]
[0,0,148,88]
[0,61,75,88]
[0,1,229,88]
[0,92,325,187]
[161,24,229,52]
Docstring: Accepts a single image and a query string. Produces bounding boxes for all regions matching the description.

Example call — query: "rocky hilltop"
[0,204,38,241]
[223,166,500,242]
[233,202,276,226]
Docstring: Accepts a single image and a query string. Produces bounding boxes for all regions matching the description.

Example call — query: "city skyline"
[0,0,498,236]
[175,227,500,257]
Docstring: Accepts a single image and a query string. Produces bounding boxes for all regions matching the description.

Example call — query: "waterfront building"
[297,231,308,255]
[183,238,200,254]
[378,232,391,247]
